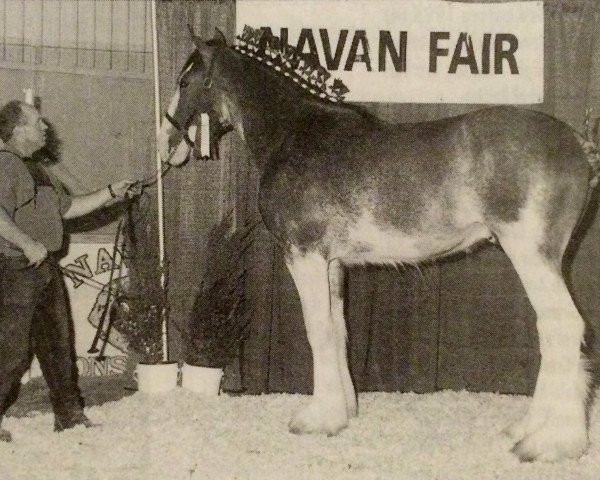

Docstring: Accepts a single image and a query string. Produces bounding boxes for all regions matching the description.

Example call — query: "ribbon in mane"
[234,25,350,103]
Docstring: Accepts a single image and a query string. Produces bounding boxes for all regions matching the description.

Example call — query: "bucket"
[134,362,180,394]
[181,363,223,396]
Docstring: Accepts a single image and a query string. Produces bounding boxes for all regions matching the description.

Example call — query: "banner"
[61,242,128,377]
[236,0,544,104]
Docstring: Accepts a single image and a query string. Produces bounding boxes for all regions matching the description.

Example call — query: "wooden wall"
[0,68,154,240]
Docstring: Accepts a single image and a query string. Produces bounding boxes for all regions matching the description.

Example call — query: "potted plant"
[182,214,255,395]
[96,196,180,394]
[111,296,178,393]
[112,297,180,393]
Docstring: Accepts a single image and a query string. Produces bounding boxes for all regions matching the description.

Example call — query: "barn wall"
[153,0,600,395]
[0,2,156,372]
[0,67,154,238]
[0,0,156,239]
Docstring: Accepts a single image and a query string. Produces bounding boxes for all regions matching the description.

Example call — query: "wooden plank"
[0,1,5,50]
[241,226,276,393]
[41,1,61,47]
[93,1,111,70]
[347,265,439,393]
[4,0,24,63]
[23,0,42,50]
[77,1,94,51]
[58,0,77,68]
[437,247,539,393]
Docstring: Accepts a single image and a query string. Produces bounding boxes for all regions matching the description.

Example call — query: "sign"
[236,0,544,103]
[62,242,128,376]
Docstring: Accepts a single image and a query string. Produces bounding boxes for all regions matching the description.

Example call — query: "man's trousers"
[0,254,83,423]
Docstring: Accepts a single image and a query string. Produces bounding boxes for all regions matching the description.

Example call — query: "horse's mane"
[225,45,378,124]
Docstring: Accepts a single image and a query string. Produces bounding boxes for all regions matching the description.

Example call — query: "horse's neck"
[234,91,307,168]
[221,56,312,169]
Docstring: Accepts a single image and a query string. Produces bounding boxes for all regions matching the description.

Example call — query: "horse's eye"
[180,78,189,88]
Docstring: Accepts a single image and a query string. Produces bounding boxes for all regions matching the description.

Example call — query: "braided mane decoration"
[235,25,350,103]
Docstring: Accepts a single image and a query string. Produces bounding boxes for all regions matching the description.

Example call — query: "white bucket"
[134,362,180,394]
[181,363,223,396]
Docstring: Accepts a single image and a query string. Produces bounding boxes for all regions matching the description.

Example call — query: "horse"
[157,28,600,463]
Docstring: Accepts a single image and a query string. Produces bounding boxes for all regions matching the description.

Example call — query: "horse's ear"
[187,23,205,51]
[213,28,227,46]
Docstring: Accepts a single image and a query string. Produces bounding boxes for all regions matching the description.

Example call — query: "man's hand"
[63,180,143,220]
[22,239,48,268]
[108,180,142,201]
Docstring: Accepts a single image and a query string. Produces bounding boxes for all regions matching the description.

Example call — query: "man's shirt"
[0,149,72,256]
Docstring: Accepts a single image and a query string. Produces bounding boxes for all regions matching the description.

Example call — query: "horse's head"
[158,27,233,166]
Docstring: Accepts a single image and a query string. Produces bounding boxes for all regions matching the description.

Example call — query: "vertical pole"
[150,0,169,362]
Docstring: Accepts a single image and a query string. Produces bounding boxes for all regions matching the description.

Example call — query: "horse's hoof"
[511,425,588,462]
[502,418,527,442]
[0,428,11,442]
[347,400,358,418]
[288,400,348,436]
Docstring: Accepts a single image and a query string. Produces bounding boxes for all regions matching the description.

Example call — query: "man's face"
[14,105,47,154]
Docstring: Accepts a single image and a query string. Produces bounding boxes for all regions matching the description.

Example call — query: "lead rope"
[85,130,199,358]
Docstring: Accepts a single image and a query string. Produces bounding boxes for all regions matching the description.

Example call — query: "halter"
[164,112,195,148]
[164,47,221,149]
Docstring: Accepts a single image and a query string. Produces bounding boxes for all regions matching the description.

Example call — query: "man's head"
[0,100,47,157]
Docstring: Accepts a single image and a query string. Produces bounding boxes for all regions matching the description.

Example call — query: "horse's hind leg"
[497,223,590,462]
[285,250,349,435]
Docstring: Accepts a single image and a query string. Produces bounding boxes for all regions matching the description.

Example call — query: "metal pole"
[150,0,169,362]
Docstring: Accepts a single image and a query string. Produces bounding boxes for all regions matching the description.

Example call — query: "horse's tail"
[575,112,600,188]
[568,112,600,238]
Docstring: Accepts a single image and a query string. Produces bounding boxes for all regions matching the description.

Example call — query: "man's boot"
[54,410,96,432]
[0,424,11,442]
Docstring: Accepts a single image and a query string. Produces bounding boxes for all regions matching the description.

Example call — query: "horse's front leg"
[285,250,349,436]
[329,258,357,418]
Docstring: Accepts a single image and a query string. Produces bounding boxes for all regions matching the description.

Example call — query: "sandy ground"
[2,376,600,480]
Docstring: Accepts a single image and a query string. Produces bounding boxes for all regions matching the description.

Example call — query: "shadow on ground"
[5,375,135,418]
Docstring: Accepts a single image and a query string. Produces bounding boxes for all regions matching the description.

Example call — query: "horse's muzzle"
[157,119,194,166]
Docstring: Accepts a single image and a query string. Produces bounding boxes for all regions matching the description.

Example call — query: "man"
[0,100,140,441]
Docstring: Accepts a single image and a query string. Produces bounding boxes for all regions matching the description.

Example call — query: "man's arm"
[0,207,47,266]
[62,180,139,220]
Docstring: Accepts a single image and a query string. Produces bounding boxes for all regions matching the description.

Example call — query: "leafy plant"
[111,297,165,364]
[106,197,166,364]
[185,213,257,368]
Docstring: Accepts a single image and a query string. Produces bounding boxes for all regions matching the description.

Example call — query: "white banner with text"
[236,0,544,103]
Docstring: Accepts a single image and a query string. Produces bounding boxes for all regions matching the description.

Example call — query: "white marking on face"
[157,88,192,165]
[180,62,193,79]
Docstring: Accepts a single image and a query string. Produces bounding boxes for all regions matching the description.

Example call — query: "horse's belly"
[335,212,491,265]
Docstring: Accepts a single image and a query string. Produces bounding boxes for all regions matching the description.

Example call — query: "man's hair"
[0,100,27,143]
